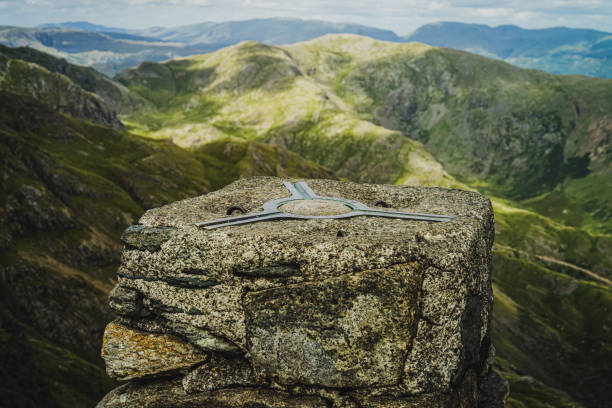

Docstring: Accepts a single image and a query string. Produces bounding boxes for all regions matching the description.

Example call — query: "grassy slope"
[286,35,612,232]
[492,204,612,407]
[0,52,123,129]
[117,41,463,188]
[0,90,334,407]
[0,44,153,114]
[118,35,612,233]
[116,36,612,407]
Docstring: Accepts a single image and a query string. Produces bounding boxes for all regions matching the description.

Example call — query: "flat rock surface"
[125,177,491,280]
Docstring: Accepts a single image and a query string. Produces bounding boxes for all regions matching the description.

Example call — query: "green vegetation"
[0,44,151,114]
[0,88,334,407]
[117,36,612,233]
[115,36,612,407]
[2,36,611,407]
[0,51,123,129]
[492,248,612,407]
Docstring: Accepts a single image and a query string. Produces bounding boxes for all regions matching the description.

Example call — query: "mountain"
[136,18,402,45]
[405,22,612,78]
[0,44,151,114]
[0,50,124,129]
[39,21,131,34]
[116,35,612,407]
[0,26,216,76]
[0,19,402,76]
[0,51,335,407]
[2,36,612,407]
[6,19,610,79]
[118,35,612,234]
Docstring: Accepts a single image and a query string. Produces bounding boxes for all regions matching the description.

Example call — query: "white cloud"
[1,0,611,34]
[471,7,515,18]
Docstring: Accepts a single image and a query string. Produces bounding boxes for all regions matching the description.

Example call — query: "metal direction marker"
[197,181,454,230]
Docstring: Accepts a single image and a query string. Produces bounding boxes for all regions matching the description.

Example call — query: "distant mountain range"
[0,25,219,76]
[135,18,401,45]
[40,21,131,34]
[405,21,612,78]
[2,18,610,78]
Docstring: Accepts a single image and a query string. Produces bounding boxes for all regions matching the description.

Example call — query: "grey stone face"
[108,286,149,317]
[182,353,259,393]
[97,177,497,408]
[245,263,423,388]
[120,224,178,251]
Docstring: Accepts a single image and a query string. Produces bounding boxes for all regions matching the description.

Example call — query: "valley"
[1,34,611,408]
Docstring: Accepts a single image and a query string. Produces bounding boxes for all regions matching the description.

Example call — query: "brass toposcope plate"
[197,181,454,229]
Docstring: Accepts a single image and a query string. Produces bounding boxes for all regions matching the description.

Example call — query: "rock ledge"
[98,177,499,407]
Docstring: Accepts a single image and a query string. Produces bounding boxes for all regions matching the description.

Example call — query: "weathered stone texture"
[102,322,207,380]
[97,177,498,407]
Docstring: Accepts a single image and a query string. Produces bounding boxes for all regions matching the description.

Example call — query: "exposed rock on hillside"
[0,53,124,129]
[0,44,153,114]
[98,177,503,407]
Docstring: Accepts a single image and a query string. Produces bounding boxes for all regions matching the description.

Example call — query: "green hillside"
[116,41,462,189]
[1,34,611,408]
[118,35,612,233]
[115,36,612,407]
[0,44,152,114]
[0,81,334,407]
[0,51,124,130]
[285,36,612,232]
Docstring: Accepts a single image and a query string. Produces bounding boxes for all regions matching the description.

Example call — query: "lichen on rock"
[101,322,207,380]
[97,177,498,407]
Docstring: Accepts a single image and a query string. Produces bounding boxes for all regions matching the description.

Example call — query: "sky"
[0,0,610,35]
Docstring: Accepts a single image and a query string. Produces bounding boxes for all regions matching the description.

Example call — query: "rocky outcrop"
[0,52,124,129]
[98,177,501,407]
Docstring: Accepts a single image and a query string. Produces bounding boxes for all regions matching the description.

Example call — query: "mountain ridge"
[0,51,124,129]
[135,17,403,45]
[1,36,611,408]
[4,18,612,78]
[0,44,151,114]
[405,21,612,78]
[39,21,132,34]
[117,34,612,233]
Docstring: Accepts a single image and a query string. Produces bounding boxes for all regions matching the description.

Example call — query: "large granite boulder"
[97,177,502,407]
